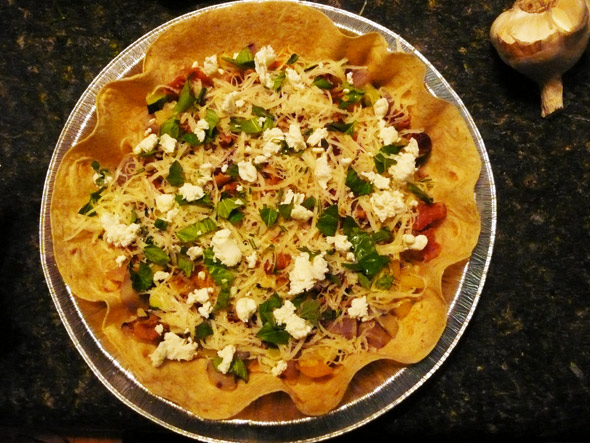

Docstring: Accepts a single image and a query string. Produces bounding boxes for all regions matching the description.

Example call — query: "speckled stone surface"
[1,0,589,441]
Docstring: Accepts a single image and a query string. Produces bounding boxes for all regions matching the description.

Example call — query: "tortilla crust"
[51,1,481,420]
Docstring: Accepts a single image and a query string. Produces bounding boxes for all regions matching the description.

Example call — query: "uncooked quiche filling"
[71,45,448,385]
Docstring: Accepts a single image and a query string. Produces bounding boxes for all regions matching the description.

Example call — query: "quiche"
[50,1,481,420]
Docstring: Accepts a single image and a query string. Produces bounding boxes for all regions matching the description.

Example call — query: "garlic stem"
[540,75,564,117]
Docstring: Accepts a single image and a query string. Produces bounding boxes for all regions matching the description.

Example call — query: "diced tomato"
[413,202,447,232]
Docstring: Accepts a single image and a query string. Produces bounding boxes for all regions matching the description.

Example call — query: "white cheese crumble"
[314,154,331,189]
[402,233,429,251]
[405,137,420,157]
[388,152,416,183]
[133,133,158,155]
[238,160,258,183]
[187,245,204,261]
[373,97,389,119]
[149,332,198,367]
[178,183,205,202]
[246,251,258,268]
[216,344,236,374]
[369,190,407,222]
[100,214,140,247]
[254,45,276,89]
[211,229,243,267]
[194,118,210,143]
[378,122,399,146]
[236,297,257,323]
[155,193,175,213]
[361,171,391,190]
[159,133,177,154]
[285,123,306,151]
[348,296,369,322]
[307,127,329,147]
[326,234,353,253]
[202,54,218,75]
[271,360,288,377]
[187,287,210,305]
[281,189,313,221]
[288,252,328,295]
[273,300,313,339]
[115,255,127,267]
[285,67,305,90]
[222,91,240,114]
[153,271,170,283]
[154,324,164,335]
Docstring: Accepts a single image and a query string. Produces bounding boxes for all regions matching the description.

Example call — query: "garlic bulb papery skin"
[490,0,590,117]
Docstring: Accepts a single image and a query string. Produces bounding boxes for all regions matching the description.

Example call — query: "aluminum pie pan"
[39,1,496,441]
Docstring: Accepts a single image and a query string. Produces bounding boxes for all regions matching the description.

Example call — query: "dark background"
[1,0,589,441]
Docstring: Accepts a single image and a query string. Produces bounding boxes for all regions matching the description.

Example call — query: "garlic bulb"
[490,0,590,117]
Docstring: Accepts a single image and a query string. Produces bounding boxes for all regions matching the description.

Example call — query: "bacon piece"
[214,172,233,187]
[359,320,391,349]
[413,202,447,232]
[261,165,283,185]
[218,132,235,148]
[349,68,370,87]
[167,66,213,91]
[326,317,358,339]
[274,253,291,271]
[121,315,164,344]
[280,360,299,382]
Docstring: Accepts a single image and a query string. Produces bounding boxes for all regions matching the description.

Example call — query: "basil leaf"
[176,217,217,243]
[278,202,293,220]
[344,225,390,280]
[313,76,334,89]
[301,196,316,210]
[341,215,359,236]
[252,105,274,120]
[144,244,170,266]
[298,299,321,327]
[160,116,180,139]
[78,186,106,216]
[258,293,282,326]
[375,273,394,290]
[177,254,194,277]
[344,252,390,280]
[272,70,286,91]
[372,227,393,244]
[154,218,168,231]
[345,167,373,196]
[196,87,207,106]
[129,261,153,292]
[326,120,355,135]
[204,248,235,285]
[222,47,255,69]
[167,160,184,186]
[230,117,265,134]
[260,205,279,227]
[175,193,213,208]
[374,152,397,174]
[256,322,290,345]
[213,286,231,312]
[286,53,299,65]
[195,322,213,339]
[205,108,220,136]
[381,143,404,155]
[226,163,240,179]
[317,204,339,236]
[230,357,249,382]
[338,82,365,109]
[407,182,433,204]
[228,211,245,225]
[217,197,244,220]
[183,133,200,146]
[173,78,195,114]
[357,273,372,288]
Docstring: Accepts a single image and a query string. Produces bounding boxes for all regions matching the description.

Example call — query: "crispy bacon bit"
[413,202,447,232]
[214,172,233,187]
[264,260,274,275]
[354,205,367,222]
[169,274,196,294]
[122,315,165,344]
[261,165,283,185]
[218,132,235,148]
[349,68,370,86]
[274,253,291,271]
[167,66,213,91]
[280,360,299,382]
[222,182,239,195]
[191,266,215,289]
[358,321,391,349]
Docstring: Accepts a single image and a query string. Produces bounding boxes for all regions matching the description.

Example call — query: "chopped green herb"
[217,197,245,220]
[167,160,184,186]
[260,205,279,227]
[173,77,195,114]
[278,202,293,220]
[407,182,433,204]
[258,293,282,326]
[316,204,339,236]
[256,322,290,345]
[375,273,394,290]
[381,143,404,155]
[301,196,316,210]
[129,261,153,292]
[143,244,170,266]
[374,152,397,174]
[78,186,106,216]
[159,116,180,139]
[222,46,255,70]
[230,357,249,382]
[298,299,321,327]
[154,218,168,231]
[338,82,365,109]
[177,254,194,277]
[326,120,355,135]
[345,167,373,196]
[286,53,299,65]
[176,217,217,243]
[195,322,213,339]
[272,70,286,91]
[313,75,333,89]
[372,227,393,244]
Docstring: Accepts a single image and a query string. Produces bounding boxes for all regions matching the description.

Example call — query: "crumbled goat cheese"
[211,229,243,267]
[115,255,127,267]
[222,91,240,114]
[216,344,236,374]
[187,288,210,305]
[194,118,210,143]
[285,123,306,151]
[314,154,331,189]
[238,160,258,183]
[370,190,407,222]
[178,183,205,202]
[165,207,179,223]
[93,173,113,186]
[133,133,158,155]
[100,214,140,247]
[341,157,353,166]
[288,252,328,295]
[378,122,399,146]
[155,193,175,213]
[154,324,164,335]
[346,71,355,84]
[272,360,288,377]
[187,246,204,261]
[202,54,218,75]
[388,152,416,183]
[307,127,329,147]
[361,171,391,190]
[405,137,420,157]
[326,234,353,253]
[198,302,213,319]
[149,332,198,367]
[373,97,389,119]
[282,189,313,221]
[246,251,258,268]
[236,297,257,323]
[159,133,177,154]
[254,45,276,89]
[273,300,313,339]
[285,67,305,90]
[153,271,170,283]
[402,234,429,251]
[348,296,370,322]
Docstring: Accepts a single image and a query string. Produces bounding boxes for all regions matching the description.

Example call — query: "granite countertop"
[1,0,589,441]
